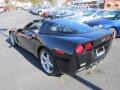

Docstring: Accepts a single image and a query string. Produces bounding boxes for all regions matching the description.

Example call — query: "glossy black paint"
[10,19,113,74]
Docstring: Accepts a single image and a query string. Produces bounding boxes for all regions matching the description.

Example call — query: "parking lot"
[0,10,120,90]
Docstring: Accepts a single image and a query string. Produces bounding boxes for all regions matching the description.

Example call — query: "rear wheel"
[9,32,17,46]
[39,49,58,76]
[109,28,117,38]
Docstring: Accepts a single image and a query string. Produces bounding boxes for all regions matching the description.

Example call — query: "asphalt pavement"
[0,10,120,90]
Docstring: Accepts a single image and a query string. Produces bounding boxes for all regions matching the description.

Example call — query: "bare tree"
[31,0,42,5]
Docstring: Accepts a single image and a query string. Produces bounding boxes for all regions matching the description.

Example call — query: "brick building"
[104,0,120,9]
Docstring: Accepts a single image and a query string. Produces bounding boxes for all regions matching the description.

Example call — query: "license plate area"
[96,46,105,57]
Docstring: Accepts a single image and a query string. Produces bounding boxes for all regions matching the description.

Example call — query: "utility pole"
[103,0,105,9]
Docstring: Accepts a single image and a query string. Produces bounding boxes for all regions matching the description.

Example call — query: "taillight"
[85,42,93,51]
[105,35,111,41]
[76,44,84,55]
[54,49,64,55]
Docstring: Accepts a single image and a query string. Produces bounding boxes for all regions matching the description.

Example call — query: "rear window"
[43,21,93,34]
[64,22,93,34]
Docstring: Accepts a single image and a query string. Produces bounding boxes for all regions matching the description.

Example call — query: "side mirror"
[29,26,38,30]
[17,29,23,32]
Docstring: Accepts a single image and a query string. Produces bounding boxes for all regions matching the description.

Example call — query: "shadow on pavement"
[0,29,8,31]
[71,75,103,90]
[6,38,103,90]
[0,29,9,38]
[6,38,43,72]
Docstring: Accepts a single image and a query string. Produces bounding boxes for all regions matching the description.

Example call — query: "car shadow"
[6,38,44,72]
[71,75,103,90]
[0,29,45,75]
[117,36,120,38]
[6,38,103,90]
[0,29,9,37]
[0,29,8,31]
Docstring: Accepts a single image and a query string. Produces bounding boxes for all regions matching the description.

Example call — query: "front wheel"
[9,32,17,46]
[109,28,117,38]
[39,49,58,76]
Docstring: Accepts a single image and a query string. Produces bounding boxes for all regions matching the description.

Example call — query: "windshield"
[83,9,97,16]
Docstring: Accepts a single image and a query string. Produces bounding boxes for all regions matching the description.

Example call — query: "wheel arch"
[37,45,60,76]
[108,26,118,34]
[37,46,50,58]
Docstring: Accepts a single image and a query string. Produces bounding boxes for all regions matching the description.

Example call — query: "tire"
[109,28,117,38]
[38,11,42,16]
[9,32,17,46]
[39,48,58,76]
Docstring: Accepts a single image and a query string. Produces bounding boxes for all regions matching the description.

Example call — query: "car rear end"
[75,34,112,72]
[48,19,113,75]
[55,32,113,75]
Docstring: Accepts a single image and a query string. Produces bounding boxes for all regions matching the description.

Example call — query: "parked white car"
[23,2,33,11]
[29,5,52,15]
[0,1,5,13]
[0,3,9,13]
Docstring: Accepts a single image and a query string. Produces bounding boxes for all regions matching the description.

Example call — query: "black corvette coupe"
[9,19,113,76]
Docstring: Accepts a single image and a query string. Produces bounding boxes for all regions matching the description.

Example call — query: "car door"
[23,21,42,54]
[17,21,42,54]
[16,21,34,48]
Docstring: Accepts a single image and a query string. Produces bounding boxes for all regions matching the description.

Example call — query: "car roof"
[101,9,120,12]
[48,19,84,27]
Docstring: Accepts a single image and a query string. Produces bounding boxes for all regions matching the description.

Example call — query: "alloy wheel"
[10,33,15,46]
[40,50,54,74]
[109,28,117,38]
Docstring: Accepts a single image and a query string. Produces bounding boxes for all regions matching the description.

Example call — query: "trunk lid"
[56,30,112,48]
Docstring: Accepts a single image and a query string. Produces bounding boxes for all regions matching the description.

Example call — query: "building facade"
[104,0,120,9]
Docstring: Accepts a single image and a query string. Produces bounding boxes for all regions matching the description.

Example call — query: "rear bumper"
[55,40,112,75]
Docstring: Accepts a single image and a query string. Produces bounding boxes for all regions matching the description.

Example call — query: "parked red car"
[0,6,9,13]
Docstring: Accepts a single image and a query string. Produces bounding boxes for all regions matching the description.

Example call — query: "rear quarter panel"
[37,34,77,56]
[36,32,110,59]
[103,20,120,35]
